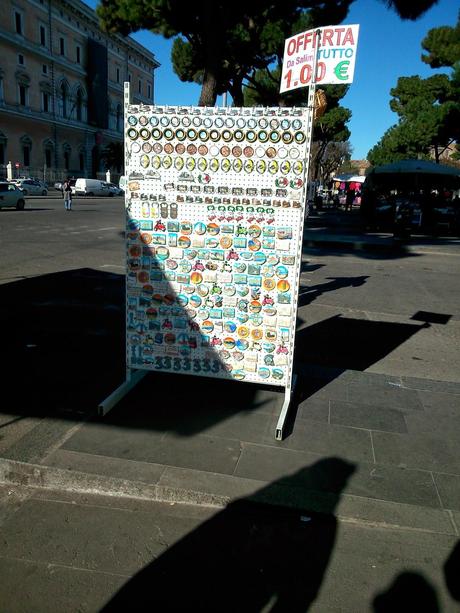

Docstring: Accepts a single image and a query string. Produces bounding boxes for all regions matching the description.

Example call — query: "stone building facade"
[0,0,159,180]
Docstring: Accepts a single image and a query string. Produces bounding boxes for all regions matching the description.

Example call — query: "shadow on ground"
[102,457,355,612]
[0,267,446,440]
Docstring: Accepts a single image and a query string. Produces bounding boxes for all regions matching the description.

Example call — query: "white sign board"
[280,24,359,93]
[124,92,312,389]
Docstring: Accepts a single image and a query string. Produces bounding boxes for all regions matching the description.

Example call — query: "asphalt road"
[1,194,459,382]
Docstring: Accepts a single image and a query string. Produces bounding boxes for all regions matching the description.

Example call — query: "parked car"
[0,182,26,210]
[54,178,76,193]
[14,179,48,196]
[72,178,110,197]
[106,182,124,196]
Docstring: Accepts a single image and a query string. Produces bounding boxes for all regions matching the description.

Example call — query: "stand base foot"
[98,369,147,417]
[275,374,297,441]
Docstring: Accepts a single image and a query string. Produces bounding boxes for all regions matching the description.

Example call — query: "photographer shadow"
[102,457,355,612]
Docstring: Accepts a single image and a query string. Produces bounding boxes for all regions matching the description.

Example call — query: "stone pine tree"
[96,0,439,106]
[368,13,460,165]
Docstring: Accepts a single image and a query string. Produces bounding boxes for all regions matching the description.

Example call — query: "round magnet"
[248,238,261,252]
[210,145,219,156]
[237,326,249,339]
[164,128,174,140]
[174,157,184,170]
[128,116,138,126]
[170,116,180,127]
[244,159,254,173]
[289,147,300,159]
[234,130,245,142]
[233,159,243,173]
[127,128,138,140]
[198,158,208,171]
[237,286,249,297]
[164,143,174,154]
[282,131,293,144]
[258,367,270,379]
[177,294,189,307]
[232,369,246,381]
[210,129,220,142]
[266,147,277,158]
[233,351,244,362]
[258,130,268,143]
[294,131,306,144]
[151,128,162,140]
[269,118,280,130]
[263,307,277,317]
[248,225,261,238]
[251,328,263,340]
[246,130,257,143]
[268,160,278,174]
[192,116,202,127]
[253,252,266,264]
[182,284,195,294]
[139,116,148,127]
[234,262,246,273]
[186,158,196,171]
[272,368,284,380]
[159,116,170,127]
[221,159,231,172]
[156,246,169,260]
[187,128,198,141]
[197,284,209,297]
[237,313,249,323]
[186,143,197,155]
[240,252,253,260]
[160,155,172,169]
[236,339,249,351]
[151,142,161,154]
[222,129,232,142]
[202,319,214,333]
[207,222,220,235]
[203,117,213,128]
[210,158,220,172]
[223,285,236,296]
[269,131,280,143]
[178,259,192,272]
[198,144,208,155]
[194,222,206,235]
[292,119,302,130]
[178,235,191,249]
[250,315,263,327]
[174,144,185,156]
[166,259,178,270]
[262,281,275,295]
[249,300,262,313]
[198,129,208,141]
[215,117,224,128]
[140,154,150,168]
[258,118,268,129]
[293,161,304,175]
[276,265,289,280]
[220,145,230,157]
[224,321,237,333]
[256,160,266,174]
[206,237,219,248]
[232,145,242,157]
[181,116,191,127]
[223,337,236,349]
[174,128,185,141]
[278,147,288,159]
[277,279,290,292]
[190,294,202,308]
[267,254,279,265]
[220,236,232,249]
[191,271,203,284]
[197,308,209,319]
[185,249,197,259]
[281,160,291,175]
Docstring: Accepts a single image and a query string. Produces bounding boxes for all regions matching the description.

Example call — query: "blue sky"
[85,0,458,159]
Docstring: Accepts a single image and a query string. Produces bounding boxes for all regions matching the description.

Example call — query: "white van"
[72,178,110,197]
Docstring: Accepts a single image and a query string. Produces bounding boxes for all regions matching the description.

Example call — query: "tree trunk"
[199,70,218,107]
[229,76,244,107]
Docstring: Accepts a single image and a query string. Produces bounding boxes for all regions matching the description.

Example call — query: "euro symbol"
[334,61,350,81]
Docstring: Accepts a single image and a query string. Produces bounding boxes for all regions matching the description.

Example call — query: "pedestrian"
[345,187,354,212]
[63,178,72,211]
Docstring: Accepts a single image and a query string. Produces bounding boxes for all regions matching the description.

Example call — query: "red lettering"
[304,31,312,50]
[315,61,326,82]
[322,28,333,46]
[342,27,355,45]
[287,39,296,56]
[296,34,304,53]
[335,27,345,45]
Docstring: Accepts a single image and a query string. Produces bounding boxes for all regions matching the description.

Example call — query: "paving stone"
[433,472,460,512]
[372,431,460,475]
[347,383,424,411]
[402,377,460,395]
[418,390,460,418]
[330,400,407,433]
[404,413,460,439]
[296,397,330,424]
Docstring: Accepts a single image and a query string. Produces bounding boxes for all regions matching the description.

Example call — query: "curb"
[1,457,458,536]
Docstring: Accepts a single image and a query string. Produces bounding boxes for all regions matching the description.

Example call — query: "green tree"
[368,14,460,165]
[97,0,439,106]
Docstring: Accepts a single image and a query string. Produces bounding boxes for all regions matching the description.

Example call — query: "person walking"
[63,178,72,211]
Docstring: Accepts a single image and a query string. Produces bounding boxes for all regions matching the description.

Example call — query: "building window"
[148,83,151,99]
[19,85,27,107]
[128,73,131,82]
[79,151,85,171]
[76,88,83,121]
[76,45,81,64]
[116,104,122,132]
[116,67,120,83]
[18,54,25,65]
[60,82,68,117]
[0,143,5,165]
[21,136,32,167]
[59,37,65,56]
[42,92,49,113]
[42,64,48,75]
[40,25,46,46]
[15,11,23,35]
[45,148,52,167]
[63,146,71,170]
[138,79,142,94]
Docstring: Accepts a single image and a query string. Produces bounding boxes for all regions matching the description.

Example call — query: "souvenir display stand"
[99,83,315,440]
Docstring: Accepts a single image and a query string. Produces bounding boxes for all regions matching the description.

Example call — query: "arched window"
[76,88,83,121]
[78,147,86,172]
[62,143,71,170]
[60,81,69,118]
[20,134,32,167]
[43,138,54,169]
[0,131,7,166]
[116,103,122,132]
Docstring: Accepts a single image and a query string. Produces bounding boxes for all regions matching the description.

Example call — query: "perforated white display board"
[124,84,312,389]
